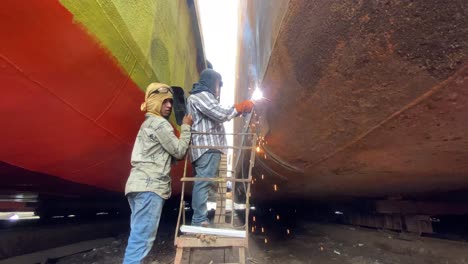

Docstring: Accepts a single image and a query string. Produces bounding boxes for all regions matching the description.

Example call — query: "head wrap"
[189,69,222,96]
[140,82,173,117]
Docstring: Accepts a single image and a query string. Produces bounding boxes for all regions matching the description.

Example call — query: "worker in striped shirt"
[187,68,254,227]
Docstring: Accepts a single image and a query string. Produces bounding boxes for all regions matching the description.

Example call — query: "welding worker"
[187,69,254,227]
[123,83,193,264]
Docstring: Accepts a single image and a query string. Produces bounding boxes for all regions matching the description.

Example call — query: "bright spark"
[251,87,264,101]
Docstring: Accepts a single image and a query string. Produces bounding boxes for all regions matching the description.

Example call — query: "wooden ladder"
[174,132,257,264]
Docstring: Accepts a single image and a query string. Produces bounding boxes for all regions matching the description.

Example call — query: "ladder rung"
[190,145,254,150]
[180,177,251,183]
[190,132,256,136]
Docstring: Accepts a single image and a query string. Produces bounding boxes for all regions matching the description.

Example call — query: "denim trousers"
[123,192,165,264]
[191,151,221,225]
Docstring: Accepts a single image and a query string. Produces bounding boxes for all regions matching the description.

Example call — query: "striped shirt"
[187,91,238,162]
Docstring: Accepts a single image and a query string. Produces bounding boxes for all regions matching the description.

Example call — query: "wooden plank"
[175,237,247,248]
[174,247,184,264]
[180,225,246,238]
[239,247,246,264]
[216,154,228,224]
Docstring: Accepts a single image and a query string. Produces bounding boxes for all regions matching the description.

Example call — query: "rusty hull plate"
[239,0,468,200]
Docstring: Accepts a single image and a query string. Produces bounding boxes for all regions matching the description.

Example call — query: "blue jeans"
[191,152,221,225]
[123,192,165,264]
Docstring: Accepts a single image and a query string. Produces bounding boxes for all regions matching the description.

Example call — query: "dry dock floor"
[56,220,468,264]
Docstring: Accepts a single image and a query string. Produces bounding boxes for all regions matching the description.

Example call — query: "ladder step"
[180,225,246,238]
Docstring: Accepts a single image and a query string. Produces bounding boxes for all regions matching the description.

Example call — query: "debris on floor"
[57,221,468,264]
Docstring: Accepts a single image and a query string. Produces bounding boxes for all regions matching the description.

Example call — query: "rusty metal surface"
[237,0,468,200]
[234,0,289,125]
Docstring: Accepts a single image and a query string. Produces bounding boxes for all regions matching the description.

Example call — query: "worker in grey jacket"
[123,83,192,264]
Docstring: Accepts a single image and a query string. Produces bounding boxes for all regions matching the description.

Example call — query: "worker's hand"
[182,114,193,126]
[242,100,255,113]
[234,100,255,114]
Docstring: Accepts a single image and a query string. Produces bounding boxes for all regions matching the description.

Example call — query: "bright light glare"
[197,0,239,176]
[252,88,263,101]
[9,214,19,220]
[1,211,39,220]
[96,212,109,216]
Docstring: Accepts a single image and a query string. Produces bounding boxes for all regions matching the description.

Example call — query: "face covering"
[140,83,173,117]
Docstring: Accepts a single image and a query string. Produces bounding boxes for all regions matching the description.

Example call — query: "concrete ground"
[56,220,468,264]
[249,222,468,264]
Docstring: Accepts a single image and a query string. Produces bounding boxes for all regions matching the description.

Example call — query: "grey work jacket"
[125,114,191,199]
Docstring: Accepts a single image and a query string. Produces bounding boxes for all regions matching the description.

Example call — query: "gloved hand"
[234,100,255,114]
